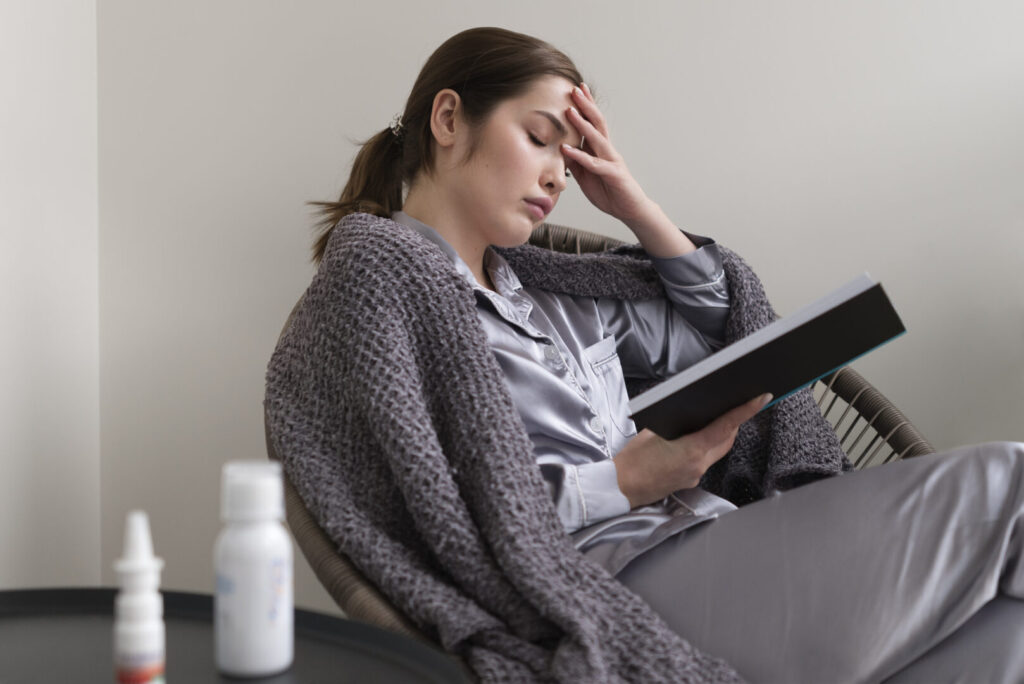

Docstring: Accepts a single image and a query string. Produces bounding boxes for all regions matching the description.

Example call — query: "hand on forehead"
[521,76,586,149]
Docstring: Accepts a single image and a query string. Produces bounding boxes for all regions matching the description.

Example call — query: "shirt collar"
[391,210,523,298]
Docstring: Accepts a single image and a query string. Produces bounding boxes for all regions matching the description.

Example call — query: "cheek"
[474,133,542,198]
[503,139,540,180]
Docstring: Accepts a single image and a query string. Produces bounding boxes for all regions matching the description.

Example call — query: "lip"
[524,197,553,219]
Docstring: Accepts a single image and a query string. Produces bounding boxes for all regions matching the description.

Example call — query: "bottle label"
[215,552,293,674]
[116,663,165,683]
[268,557,288,622]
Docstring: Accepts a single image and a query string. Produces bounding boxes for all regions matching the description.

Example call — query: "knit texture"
[265,212,849,682]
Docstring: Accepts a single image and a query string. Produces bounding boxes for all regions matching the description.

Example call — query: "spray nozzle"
[114,511,164,588]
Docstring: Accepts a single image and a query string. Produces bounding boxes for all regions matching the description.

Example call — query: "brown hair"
[308,27,585,263]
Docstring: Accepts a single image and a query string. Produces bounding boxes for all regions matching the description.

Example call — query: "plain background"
[2,0,1022,616]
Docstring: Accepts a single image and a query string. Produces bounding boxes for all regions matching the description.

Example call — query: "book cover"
[628,273,906,439]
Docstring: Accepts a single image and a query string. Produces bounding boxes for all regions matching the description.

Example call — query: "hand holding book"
[615,393,773,508]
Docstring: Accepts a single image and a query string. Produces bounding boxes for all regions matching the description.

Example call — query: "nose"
[544,155,569,194]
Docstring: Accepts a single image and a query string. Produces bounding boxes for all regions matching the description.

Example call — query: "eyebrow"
[532,110,568,139]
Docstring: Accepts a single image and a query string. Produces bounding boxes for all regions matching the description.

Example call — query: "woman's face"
[445,75,584,248]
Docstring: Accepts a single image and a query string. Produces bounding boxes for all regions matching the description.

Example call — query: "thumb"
[701,393,773,445]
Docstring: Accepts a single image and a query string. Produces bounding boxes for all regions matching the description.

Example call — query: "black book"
[628,274,906,439]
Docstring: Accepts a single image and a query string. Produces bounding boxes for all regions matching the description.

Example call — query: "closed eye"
[528,133,547,147]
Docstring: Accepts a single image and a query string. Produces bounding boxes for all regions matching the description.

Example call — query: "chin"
[489,215,539,248]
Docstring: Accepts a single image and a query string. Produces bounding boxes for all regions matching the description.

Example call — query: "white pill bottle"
[214,461,294,677]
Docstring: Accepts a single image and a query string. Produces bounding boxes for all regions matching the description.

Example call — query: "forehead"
[498,76,582,146]
[515,75,576,107]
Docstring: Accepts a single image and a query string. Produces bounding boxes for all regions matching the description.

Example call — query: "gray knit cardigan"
[264,212,851,682]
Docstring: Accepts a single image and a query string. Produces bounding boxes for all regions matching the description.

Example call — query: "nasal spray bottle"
[113,510,166,684]
[214,461,294,677]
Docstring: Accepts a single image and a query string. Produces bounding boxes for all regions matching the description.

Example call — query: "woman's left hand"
[561,83,653,224]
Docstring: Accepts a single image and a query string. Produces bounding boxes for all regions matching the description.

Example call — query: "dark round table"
[0,588,470,683]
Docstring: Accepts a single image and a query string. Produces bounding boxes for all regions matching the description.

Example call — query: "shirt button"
[544,345,560,361]
[589,416,603,433]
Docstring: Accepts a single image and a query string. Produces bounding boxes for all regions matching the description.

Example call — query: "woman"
[266,27,1024,683]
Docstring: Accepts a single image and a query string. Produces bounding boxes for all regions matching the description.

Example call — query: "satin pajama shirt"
[392,210,738,575]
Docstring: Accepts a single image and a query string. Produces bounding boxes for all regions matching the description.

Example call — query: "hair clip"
[388,113,405,137]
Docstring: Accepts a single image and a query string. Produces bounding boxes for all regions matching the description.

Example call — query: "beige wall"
[6,1,1022,615]
[0,0,101,586]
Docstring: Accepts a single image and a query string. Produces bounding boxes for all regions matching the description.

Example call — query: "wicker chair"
[264,221,935,645]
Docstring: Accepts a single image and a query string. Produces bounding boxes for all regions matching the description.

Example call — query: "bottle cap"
[221,461,285,522]
[113,510,164,590]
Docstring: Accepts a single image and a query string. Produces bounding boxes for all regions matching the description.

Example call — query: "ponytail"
[309,127,406,264]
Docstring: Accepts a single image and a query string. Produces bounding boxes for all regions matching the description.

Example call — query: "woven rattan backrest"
[814,366,934,466]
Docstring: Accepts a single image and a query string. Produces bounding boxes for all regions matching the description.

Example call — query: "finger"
[564,156,584,180]
[572,84,608,138]
[561,142,607,176]
[729,392,773,425]
[566,105,598,141]
[565,107,614,160]
[697,393,772,446]
[567,99,608,151]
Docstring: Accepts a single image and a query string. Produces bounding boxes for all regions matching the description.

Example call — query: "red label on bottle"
[116,663,165,684]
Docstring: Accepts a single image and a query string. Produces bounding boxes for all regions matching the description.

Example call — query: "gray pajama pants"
[615,441,1024,683]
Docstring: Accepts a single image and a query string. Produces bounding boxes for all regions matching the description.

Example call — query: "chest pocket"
[583,335,638,442]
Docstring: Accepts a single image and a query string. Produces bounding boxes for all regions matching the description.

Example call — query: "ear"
[428,88,461,149]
